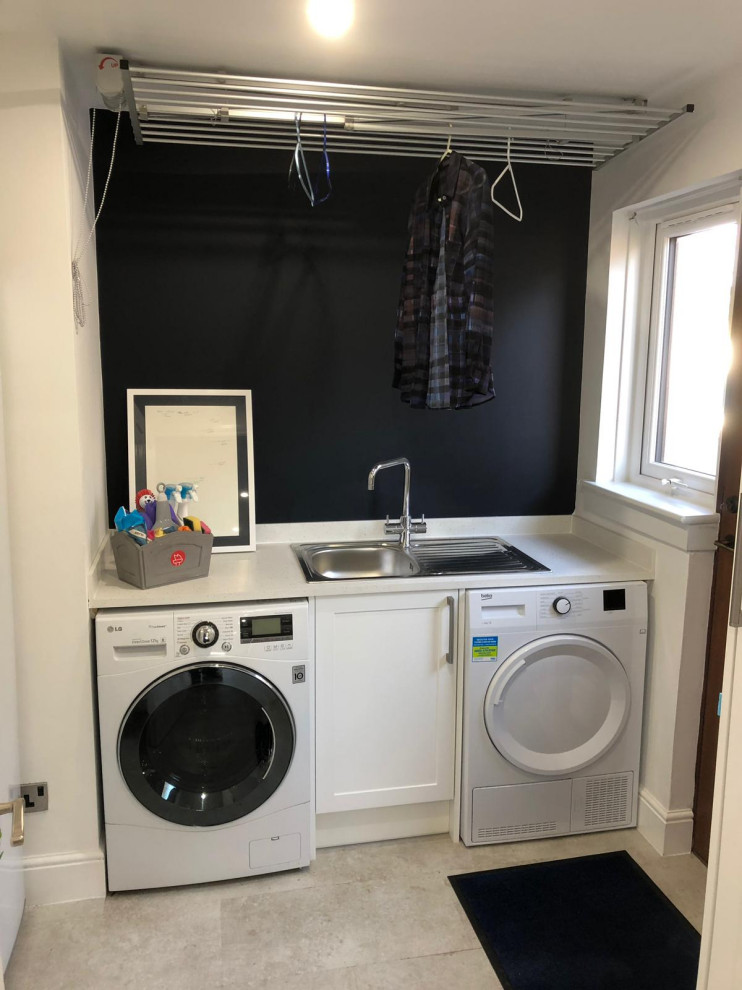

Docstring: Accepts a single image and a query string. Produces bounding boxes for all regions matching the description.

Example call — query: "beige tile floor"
[5,828,707,990]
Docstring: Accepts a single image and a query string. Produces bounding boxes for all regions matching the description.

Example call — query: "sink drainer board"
[410,538,548,575]
[292,537,549,581]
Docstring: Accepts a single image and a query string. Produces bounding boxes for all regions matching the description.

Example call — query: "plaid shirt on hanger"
[393,152,495,409]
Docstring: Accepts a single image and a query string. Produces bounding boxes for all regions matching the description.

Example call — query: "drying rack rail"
[120,61,692,170]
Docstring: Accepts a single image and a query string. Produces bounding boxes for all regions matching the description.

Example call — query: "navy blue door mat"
[448,851,700,990]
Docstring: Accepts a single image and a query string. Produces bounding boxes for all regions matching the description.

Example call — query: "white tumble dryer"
[461,582,647,846]
[95,600,312,891]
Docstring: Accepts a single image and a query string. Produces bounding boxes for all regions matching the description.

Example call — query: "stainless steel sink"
[294,542,421,580]
[292,537,548,582]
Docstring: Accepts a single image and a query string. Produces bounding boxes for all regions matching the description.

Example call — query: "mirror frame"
[127,388,256,552]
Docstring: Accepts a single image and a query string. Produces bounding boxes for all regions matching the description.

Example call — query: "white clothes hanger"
[490,137,524,222]
[439,125,453,162]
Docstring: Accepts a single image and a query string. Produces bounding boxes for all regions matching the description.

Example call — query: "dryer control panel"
[468,582,647,638]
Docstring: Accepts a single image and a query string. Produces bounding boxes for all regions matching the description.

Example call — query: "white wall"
[576,491,716,853]
[60,45,110,563]
[577,60,742,854]
[0,33,107,904]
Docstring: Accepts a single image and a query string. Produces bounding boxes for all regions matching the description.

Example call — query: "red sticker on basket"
[170,550,186,567]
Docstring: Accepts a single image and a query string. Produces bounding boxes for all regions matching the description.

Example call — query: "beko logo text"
[107,626,122,632]
[480,594,492,601]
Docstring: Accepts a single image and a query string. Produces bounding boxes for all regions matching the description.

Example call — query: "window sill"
[587,481,716,523]
[578,481,719,551]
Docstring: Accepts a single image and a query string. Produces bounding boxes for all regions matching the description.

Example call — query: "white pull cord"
[71,100,123,328]
[490,137,524,222]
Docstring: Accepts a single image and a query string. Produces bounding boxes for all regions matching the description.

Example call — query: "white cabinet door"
[315,590,457,814]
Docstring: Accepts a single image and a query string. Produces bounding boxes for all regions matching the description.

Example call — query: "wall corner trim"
[638,787,694,857]
[22,850,106,907]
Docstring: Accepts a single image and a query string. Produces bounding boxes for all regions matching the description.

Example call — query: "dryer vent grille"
[582,773,632,828]
[475,820,558,842]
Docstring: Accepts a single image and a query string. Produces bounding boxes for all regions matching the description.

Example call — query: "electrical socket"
[20,782,48,812]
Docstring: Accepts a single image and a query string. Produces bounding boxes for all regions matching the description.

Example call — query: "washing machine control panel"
[553,596,572,615]
[171,606,305,659]
[95,601,309,676]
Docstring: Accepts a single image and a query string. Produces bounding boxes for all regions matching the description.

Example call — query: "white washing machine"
[461,582,647,846]
[95,600,312,891]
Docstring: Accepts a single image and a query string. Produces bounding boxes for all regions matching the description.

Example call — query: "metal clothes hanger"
[288,112,332,206]
[490,137,524,222]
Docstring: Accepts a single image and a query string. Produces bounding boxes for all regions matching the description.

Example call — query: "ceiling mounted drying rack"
[119,60,693,170]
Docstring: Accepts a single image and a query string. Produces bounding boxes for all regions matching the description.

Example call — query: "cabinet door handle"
[445,595,456,664]
[0,797,25,846]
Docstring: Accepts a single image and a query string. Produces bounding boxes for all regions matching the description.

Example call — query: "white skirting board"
[22,851,106,907]
[316,802,451,849]
[638,787,694,856]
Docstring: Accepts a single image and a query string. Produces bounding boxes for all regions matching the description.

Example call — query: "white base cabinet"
[315,590,458,814]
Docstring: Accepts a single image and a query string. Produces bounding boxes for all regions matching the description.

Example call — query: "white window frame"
[637,204,739,495]
[611,183,742,504]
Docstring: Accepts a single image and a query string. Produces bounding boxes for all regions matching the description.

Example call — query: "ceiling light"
[306,0,355,40]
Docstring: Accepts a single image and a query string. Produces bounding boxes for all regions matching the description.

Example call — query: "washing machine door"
[118,663,295,827]
[483,634,630,776]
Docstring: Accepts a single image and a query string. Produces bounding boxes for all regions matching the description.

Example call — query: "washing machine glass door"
[483,634,630,776]
[118,663,295,826]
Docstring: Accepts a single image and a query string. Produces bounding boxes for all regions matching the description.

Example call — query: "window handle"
[661,477,689,495]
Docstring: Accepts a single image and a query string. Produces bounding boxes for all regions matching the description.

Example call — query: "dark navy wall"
[94,112,590,524]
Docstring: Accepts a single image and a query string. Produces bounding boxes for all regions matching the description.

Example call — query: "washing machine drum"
[118,663,295,827]
[483,634,631,777]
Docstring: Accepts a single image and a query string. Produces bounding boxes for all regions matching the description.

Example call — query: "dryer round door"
[483,634,631,776]
[118,662,295,827]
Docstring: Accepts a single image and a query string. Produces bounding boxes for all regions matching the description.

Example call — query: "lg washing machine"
[95,600,312,891]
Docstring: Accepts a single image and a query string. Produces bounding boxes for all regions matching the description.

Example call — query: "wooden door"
[696,530,742,989]
[315,590,457,814]
[693,234,742,862]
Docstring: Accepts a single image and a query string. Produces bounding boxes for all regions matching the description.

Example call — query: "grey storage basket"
[111,530,213,589]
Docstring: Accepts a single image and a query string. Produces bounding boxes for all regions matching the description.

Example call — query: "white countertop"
[88,532,653,611]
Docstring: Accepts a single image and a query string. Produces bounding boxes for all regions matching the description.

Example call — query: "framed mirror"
[127,389,256,552]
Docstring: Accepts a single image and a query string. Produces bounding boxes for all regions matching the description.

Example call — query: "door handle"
[489,657,527,705]
[729,491,742,628]
[715,536,735,552]
[445,595,456,664]
[0,797,25,846]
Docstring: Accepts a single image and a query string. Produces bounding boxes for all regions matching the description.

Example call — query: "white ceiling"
[5,0,742,103]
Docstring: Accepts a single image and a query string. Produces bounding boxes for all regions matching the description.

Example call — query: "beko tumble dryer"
[95,600,312,891]
[461,582,647,846]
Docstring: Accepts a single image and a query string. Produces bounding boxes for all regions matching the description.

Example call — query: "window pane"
[658,221,737,476]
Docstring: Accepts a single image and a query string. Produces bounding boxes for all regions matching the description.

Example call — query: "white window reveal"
[640,207,738,495]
